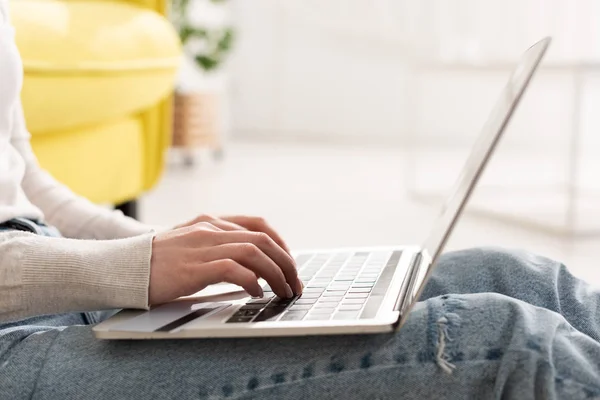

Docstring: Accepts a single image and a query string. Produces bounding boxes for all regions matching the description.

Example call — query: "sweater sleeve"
[0,231,153,323]
[10,101,156,240]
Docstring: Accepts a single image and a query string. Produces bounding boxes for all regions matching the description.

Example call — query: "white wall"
[227,0,600,147]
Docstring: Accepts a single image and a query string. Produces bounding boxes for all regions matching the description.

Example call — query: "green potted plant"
[170,0,235,164]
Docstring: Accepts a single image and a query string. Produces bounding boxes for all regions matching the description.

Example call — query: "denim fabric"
[0,222,599,399]
[0,217,60,236]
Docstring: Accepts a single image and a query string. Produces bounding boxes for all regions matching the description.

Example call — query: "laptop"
[94,37,551,340]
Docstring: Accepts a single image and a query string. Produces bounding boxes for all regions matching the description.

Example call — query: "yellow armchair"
[10,0,181,217]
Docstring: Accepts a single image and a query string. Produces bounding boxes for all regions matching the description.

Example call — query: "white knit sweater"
[0,1,155,322]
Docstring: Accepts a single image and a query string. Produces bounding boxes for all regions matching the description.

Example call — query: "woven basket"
[172,91,219,148]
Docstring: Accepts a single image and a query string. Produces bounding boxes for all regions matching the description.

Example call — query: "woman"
[1,1,599,398]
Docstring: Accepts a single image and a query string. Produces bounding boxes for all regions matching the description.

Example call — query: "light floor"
[141,141,600,287]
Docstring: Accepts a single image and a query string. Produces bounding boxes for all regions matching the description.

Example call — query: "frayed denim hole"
[526,337,543,352]
[435,316,457,374]
[360,353,373,369]
[444,297,467,311]
[328,356,345,373]
[583,386,600,398]
[271,372,286,384]
[302,364,314,378]
[222,384,234,397]
[394,353,408,364]
[247,377,259,391]
[486,348,503,360]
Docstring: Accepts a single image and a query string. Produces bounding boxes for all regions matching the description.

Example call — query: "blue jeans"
[0,222,599,399]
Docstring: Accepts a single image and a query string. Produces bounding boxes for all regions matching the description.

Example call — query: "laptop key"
[338,304,363,311]
[329,282,351,288]
[270,296,298,307]
[280,311,308,321]
[349,288,372,293]
[362,269,382,274]
[295,298,317,305]
[235,308,261,317]
[305,314,331,321]
[240,304,265,310]
[316,306,339,312]
[226,315,255,323]
[323,289,346,295]
[307,282,329,288]
[332,311,359,320]
[360,273,380,278]
[345,292,370,298]
[308,310,335,319]
[341,298,367,305]
[328,287,350,292]
[303,287,325,293]
[254,306,287,322]
[316,274,335,279]
[351,283,375,288]
[289,304,312,311]
[247,298,271,305]
[313,303,337,310]
[298,292,321,299]
[317,296,343,303]
[316,302,340,309]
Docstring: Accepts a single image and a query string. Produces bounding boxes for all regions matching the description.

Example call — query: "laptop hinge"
[393,251,423,320]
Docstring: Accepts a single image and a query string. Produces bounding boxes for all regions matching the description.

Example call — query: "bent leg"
[422,248,600,342]
[1,293,599,400]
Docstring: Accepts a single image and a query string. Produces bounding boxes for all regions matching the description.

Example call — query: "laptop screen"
[420,37,551,269]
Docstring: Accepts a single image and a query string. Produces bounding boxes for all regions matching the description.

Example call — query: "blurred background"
[13,0,600,284]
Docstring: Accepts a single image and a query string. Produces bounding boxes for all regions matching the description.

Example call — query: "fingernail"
[285,284,294,298]
[258,287,264,298]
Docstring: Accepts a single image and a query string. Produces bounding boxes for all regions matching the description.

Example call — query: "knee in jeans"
[440,247,536,273]
[438,247,503,272]
[438,247,544,277]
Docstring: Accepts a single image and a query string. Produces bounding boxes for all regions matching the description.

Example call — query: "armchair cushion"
[11,0,180,133]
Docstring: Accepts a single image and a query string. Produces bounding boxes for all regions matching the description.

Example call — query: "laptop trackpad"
[108,301,230,333]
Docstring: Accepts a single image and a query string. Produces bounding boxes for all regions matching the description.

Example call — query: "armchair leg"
[115,199,138,220]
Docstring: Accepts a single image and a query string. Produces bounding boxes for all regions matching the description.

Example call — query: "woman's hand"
[149,216,301,305]
[174,214,291,253]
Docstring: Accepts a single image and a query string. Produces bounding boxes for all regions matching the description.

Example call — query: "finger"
[199,243,293,298]
[184,223,254,277]
[208,220,248,232]
[176,214,226,230]
[221,216,292,254]
[196,259,263,298]
[215,230,301,295]
[181,215,247,232]
[188,221,223,232]
[173,215,208,230]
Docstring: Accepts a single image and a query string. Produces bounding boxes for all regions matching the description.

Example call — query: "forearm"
[10,100,155,240]
[20,165,154,240]
[0,231,153,323]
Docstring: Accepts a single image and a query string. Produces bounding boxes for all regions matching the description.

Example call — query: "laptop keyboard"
[226,250,403,323]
